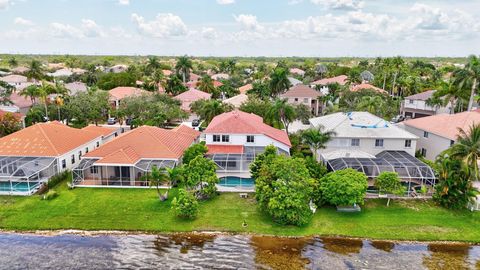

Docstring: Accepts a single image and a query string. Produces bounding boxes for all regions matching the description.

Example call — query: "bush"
[320,169,368,206]
[171,189,199,219]
[375,171,405,206]
[182,143,208,165]
[43,190,58,200]
[47,170,71,189]
[183,156,219,199]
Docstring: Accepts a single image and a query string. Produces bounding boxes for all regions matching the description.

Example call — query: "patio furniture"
[239,193,248,198]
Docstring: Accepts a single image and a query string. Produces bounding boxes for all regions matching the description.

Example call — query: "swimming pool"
[0,182,41,193]
[219,177,254,187]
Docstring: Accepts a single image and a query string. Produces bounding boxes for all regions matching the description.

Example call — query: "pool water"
[219,177,254,187]
[0,181,41,192]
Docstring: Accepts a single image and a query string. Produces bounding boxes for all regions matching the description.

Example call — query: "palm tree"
[165,75,186,96]
[435,81,465,114]
[143,165,170,201]
[356,96,384,115]
[51,82,68,121]
[390,56,405,96]
[175,55,193,83]
[455,55,480,111]
[449,124,480,181]
[301,126,336,160]
[8,57,18,68]
[20,84,40,104]
[37,81,55,120]
[194,100,231,124]
[269,68,290,97]
[198,75,215,94]
[146,56,161,74]
[26,60,44,81]
[267,98,296,134]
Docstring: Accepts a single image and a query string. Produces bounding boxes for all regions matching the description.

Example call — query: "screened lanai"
[0,156,57,195]
[326,151,436,196]
[72,158,177,187]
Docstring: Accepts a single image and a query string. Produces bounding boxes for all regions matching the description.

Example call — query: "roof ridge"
[38,123,60,156]
[142,126,178,157]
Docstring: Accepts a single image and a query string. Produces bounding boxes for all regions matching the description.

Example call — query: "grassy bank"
[1,181,479,242]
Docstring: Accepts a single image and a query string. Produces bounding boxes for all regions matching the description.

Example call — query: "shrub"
[375,171,405,206]
[183,155,219,199]
[182,143,208,165]
[43,190,58,200]
[171,189,199,219]
[47,170,71,189]
[320,169,368,206]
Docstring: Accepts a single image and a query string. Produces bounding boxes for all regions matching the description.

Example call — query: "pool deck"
[216,184,255,193]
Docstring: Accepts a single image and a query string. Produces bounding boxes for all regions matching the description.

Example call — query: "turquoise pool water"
[219,177,254,187]
[0,182,40,192]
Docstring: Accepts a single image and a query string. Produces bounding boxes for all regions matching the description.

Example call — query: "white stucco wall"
[322,137,417,157]
[57,137,103,172]
[205,133,290,153]
[403,125,452,160]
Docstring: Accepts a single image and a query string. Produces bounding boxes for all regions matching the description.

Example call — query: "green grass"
[1,181,479,242]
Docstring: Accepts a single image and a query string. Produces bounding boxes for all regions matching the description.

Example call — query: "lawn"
[1,181,479,242]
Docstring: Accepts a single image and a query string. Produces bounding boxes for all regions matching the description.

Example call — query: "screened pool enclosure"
[326,151,436,196]
[0,156,58,195]
[72,158,177,187]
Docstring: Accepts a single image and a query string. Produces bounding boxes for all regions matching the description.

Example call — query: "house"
[239,83,253,94]
[72,125,200,187]
[289,68,305,77]
[0,75,29,90]
[47,68,73,78]
[211,73,229,80]
[223,93,248,108]
[11,66,29,74]
[0,122,106,195]
[280,84,322,116]
[162,70,173,76]
[310,112,435,194]
[109,87,148,109]
[65,82,88,96]
[203,110,291,188]
[81,125,125,143]
[350,83,387,94]
[401,90,452,119]
[402,110,480,160]
[108,64,128,73]
[174,88,211,112]
[288,77,302,86]
[186,79,223,89]
[3,92,34,115]
[311,75,347,95]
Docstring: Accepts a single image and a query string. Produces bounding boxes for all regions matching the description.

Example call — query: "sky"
[0,0,479,57]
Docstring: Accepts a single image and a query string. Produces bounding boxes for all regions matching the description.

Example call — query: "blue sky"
[0,0,479,56]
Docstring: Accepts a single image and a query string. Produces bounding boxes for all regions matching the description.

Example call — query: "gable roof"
[310,111,417,139]
[403,110,480,140]
[405,90,436,101]
[350,83,388,94]
[239,83,253,94]
[109,87,148,100]
[0,75,28,83]
[223,93,248,108]
[0,122,102,157]
[84,125,200,164]
[281,84,322,99]
[174,88,211,102]
[205,110,291,147]
[312,75,347,86]
[81,125,119,138]
[9,92,33,109]
[65,82,87,95]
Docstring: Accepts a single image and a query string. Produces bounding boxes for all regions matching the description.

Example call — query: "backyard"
[0,181,479,242]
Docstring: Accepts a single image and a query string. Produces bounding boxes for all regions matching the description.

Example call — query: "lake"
[0,232,479,269]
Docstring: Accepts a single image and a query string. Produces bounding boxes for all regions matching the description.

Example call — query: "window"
[222,135,230,142]
[90,166,98,174]
[423,131,429,138]
[421,148,427,157]
[115,132,118,137]
[96,141,100,147]
[409,99,414,104]
[61,159,66,169]
[405,139,412,148]
[247,135,255,143]
[213,135,221,142]
[78,151,82,159]
[71,155,75,164]
[294,98,298,102]
[85,147,89,153]
[375,139,384,147]
[351,138,360,147]
[303,98,309,103]
[450,140,455,146]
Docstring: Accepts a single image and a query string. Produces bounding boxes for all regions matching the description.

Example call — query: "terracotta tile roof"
[171,124,201,140]
[174,89,211,111]
[9,92,33,109]
[207,145,244,154]
[185,80,223,89]
[0,109,21,120]
[205,110,291,147]
[0,75,28,83]
[0,121,102,157]
[281,84,322,98]
[404,110,480,140]
[84,125,200,164]
[109,87,148,101]
[312,75,347,86]
[405,90,436,101]
[289,68,305,76]
[189,73,201,81]
[223,93,248,108]
[239,83,253,94]
[81,125,118,137]
[162,70,173,76]
[350,83,388,94]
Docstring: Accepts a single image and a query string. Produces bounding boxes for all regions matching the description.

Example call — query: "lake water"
[0,232,479,269]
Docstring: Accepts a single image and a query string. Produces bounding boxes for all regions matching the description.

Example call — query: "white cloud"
[311,0,364,10]
[0,0,9,10]
[118,0,129,5]
[288,0,303,5]
[50,22,83,38]
[201,27,218,39]
[131,13,188,38]
[81,19,104,37]
[14,17,33,26]
[217,0,234,4]
[233,14,264,31]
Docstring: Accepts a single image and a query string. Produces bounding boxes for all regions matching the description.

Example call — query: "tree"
[455,55,480,112]
[175,55,193,83]
[63,90,110,126]
[433,158,477,210]
[239,97,272,123]
[165,75,187,96]
[37,81,56,120]
[143,165,170,201]
[433,81,465,114]
[250,145,278,180]
[0,112,21,137]
[0,81,13,105]
[255,155,314,226]
[190,99,232,125]
[26,60,44,81]
[145,56,161,75]
[171,188,199,219]
[218,80,239,99]
[320,169,368,206]
[96,72,136,90]
[449,124,480,180]
[8,57,18,68]
[183,155,219,199]
[267,98,296,134]
[295,104,312,124]
[356,95,385,115]
[182,143,208,165]
[374,172,405,206]
[198,75,216,94]
[301,126,335,160]
[249,81,271,100]
[20,84,40,104]
[269,67,290,97]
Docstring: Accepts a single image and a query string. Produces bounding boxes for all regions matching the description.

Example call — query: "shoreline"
[1,229,478,245]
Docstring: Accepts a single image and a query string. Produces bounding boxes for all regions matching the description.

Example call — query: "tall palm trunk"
[382,73,387,90]
[467,78,477,111]
[391,72,397,96]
